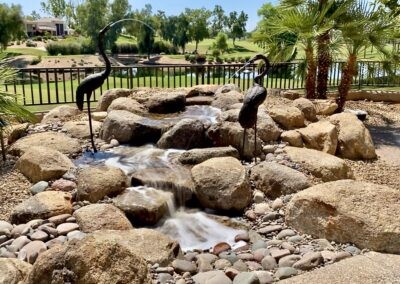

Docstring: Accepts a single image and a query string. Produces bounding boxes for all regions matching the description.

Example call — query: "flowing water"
[75,106,247,251]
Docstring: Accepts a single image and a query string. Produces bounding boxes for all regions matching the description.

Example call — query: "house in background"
[25,18,67,37]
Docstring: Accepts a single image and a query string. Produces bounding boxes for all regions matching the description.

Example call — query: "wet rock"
[286,180,400,253]
[41,105,80,123]
[16,147,74,183]
[193,270,232,284]
[235,232,250,242]
[62,120,102,139]
[179,146,239,165]
[329,113,376,159]
[29,181,49,195]
[284,147,353,182]
[9,132,81,157]
[250,162,310,198]
[269,106,305,129]
[297,121,338,155]
[25,231,151,284]
[96,88,131,111]
[73,204,133,232]
[213,242,231,255]
[274,267,298,280]
[192,157,252,211]
[0,258,32,284]
[157,119,206,150]
[11,191,72,224]
[233,272,260,284]
[76,165,127,203]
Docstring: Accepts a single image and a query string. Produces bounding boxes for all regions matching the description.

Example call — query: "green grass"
[2,48,47,57]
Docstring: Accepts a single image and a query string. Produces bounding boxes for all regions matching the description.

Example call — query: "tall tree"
[107,0,131,49]
[225,11,248,45]
[0,4,25,50]
[210,5,225,37]
[174,13,191,54]
[185,8,211,52]
[213,32,229,54]
[40,0,66,18]
[29,11,41,20]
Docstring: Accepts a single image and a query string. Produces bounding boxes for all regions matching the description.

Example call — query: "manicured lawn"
[2,48,47,57]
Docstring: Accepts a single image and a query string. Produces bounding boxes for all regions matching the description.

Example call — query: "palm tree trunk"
[316,31,332,99]
[0,128,6,161]
[337,53,357,112]
[305,46,316,99]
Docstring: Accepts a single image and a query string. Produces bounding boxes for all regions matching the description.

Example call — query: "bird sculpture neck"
[254,65,268,86]
[98,30,111,78]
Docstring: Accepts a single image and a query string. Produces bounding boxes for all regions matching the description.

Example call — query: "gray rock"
[196,253,218,272]
[257,225,283,235]
[29,181,49,195]
[0,221,13,232]
[277,229,296,240]
[11,224,31,238]
[278,255,302,268]
[219,252,239,265]
[254,271,273,284]
[18,240,47,264]
[29,230,48,242]
[178,146,239,165]
[8,236,31,253]
[274,267,298,280]
[252,240,268,251]
[261,256,277,270]
[288,235,304,243]
[158,273,174,284]
[232,260,248,272]
[48,214,71,225]
[67,230,86,241]
[293,252,323,270]
[345,245,361,255]
[193,270,232,284]
[56,223,79,235]
[233,272,260,284]
[270,248,291,260]
[172,259,197,274]
[253,248,270,262]
[215,259,232,270]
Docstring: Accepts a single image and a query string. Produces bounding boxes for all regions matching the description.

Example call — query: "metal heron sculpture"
[76,19,155,153]
[238,54,270,161]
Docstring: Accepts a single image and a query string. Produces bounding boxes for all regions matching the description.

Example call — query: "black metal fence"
[2,61,399,106]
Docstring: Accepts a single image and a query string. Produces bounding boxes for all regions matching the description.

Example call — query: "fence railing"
[2,61,399,106]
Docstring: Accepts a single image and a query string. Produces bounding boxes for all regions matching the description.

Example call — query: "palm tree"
[335,1,397,112]
[0,56,36,161]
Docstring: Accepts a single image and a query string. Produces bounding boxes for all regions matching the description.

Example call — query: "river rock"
[233,272,260,284]
[192,157,251,211]
[329,113,376,159]
[51,179,76,192]
[25,232,151,284]
[7,123,29,144]
[16,147,74,183]
[96,88,131,111]
[18,240,47,264]
[107,97,147,114]
[212,90,243,110]
[297,121,338,154]
[281,130,303,147]
[100,110,163,144]
[76,165,127,203]
[11,191,72,224]
[250,162,310,197]
[29,181,49,195]
[286,180,400,253]
[284,146,353,182]
[193,270,232,284]
[178,146,239,164]
[274,267,298,280]
[41,105,80,123]
[172,259,197,274]
[142,91,186,113]
[62,120,102,139]
[0,258,32,284]
[293,98,317,122]
[10,132,81,157]
[113,187,172,225]
[74,204,133,232]
[293,252,323,270]
[157,119,206,150]
[269,106,305,129]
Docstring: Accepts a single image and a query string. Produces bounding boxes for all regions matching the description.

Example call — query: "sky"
[1,0,276,31]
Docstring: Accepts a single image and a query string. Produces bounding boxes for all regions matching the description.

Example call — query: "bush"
[245,56,251,62]
[211,49,221,58]
[80,39,95,54]
[184,54,190,61]
[111,43,139,54]
[207,56,214,64]
[46,40,95,55]
[30,55,42,65]
[215,56,223,63]
[26,40,37,47]
[32,36,42,41]
[152,41,178,55]
[196,54,207,64]
[188,54,196,63]
[240,58,246,63]
[224,57,232,63]
[236,56,243,63]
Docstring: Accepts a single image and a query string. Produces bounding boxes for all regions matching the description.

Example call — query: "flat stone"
[8,236,31,253]
[67,230,87,241]
[172,259,197,274]
[193,270,232,284]
[178,146,239,165]
[274,267,298,280]
[293,252,323,271]
[261,256,277,270]
[30,230,48,242]
[279,255,302,268]
[56,223,79,235]
[277,229,296,240]
[29,181,49,195]
[18,240,47,264]
[48,214,72,225]
[257,225,283,235]
[270,248,291,260]
[62,120,102,139]
[254,271,273,284]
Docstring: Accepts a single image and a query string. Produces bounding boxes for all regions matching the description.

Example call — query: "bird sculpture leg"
[242,128,247,159]
[254,118,258,163]
[87,95,97,153]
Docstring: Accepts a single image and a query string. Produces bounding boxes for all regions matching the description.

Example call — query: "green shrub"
[196,54,207,64]
[111,43,139,54]
[152,41,177,54]
[188,54,196,63]
[240,58,246,63]
[184,54,190,61]
[30,55,42,65]
[26,40,37,47]
[207,56,214,64]
[46,40,94,55]
[80,39,95,54]
[32,36,42,41]
[211,49,220,58]
[225,57,232,63]
[215,56,223,63]
[236,56,242,63]
[245,56,251,62]
[16,41,20,45]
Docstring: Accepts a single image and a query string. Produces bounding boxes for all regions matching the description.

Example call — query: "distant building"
[24,18,67,37]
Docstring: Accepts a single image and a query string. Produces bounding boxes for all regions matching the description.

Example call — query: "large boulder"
[90,229,181,265]
[207,121,263,160]
[41,106,80,123]
[16,147,74,183]
[191,157,252,211]
[279,252,400,284]
[0,258,32,284]
[100,110,163,144]
[76,166,128,203]
[269,106,305,129]
[281,130,303,147]
[10,191,72,224]
[215,84,241,95]
[73,204,133,233]
[250,162,311,198]
[297,121,338,155]
[107,97,147,114]
[113,187,173,225]
[313,99,338,115]
[142,91,186,113]
[7,123,29,144]
[211,90,243,110]
[329,113,376,159]
[9,132,81,157]
[178,146,239,165]
[284,147,353,182]
[286,180,400,253]
[157,119,206,150]
[187,84,220,97]
[96,88,131,111]
[293,98,317,122]
[62,120,102,139]
[25,231,152,284]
